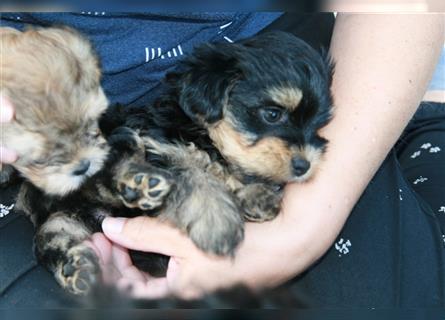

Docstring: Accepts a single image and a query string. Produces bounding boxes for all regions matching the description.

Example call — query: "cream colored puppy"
[0,27,109,195]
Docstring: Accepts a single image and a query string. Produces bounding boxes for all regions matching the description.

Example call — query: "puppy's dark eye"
[259,107,285,124]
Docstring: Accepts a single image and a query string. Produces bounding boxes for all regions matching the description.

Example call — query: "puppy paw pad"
[148,177,160,188]
[134,174,144,185]
[119,171,173,210]
[59,247,100,295]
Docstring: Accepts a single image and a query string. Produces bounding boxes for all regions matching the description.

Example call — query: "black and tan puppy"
[109,30,334,254]
[165,31,333,186]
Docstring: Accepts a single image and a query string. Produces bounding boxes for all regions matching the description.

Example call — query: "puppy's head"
[1,27,109,195]
[168,31,334,184]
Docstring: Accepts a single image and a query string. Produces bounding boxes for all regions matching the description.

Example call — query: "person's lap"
[0,185,72,307]
[290,98,445,307]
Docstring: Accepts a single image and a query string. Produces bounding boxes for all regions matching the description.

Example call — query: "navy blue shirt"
[0,12,282,107]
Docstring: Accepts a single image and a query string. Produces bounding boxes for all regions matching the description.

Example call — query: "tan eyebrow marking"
[267,87,303,111]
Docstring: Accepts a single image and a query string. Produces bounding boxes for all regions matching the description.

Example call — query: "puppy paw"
[56,245,100,296]
[236,184,283,222]
[117,166,173,211]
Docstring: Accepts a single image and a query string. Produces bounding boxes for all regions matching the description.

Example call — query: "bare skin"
[0,95,17,164]
[90,14,445,299]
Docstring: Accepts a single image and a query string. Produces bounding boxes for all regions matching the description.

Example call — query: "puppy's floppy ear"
[168,43,242,125]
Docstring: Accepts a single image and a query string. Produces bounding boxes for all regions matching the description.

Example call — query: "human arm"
[95,13,445,299]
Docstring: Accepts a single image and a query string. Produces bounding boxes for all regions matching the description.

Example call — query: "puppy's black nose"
[72,160,91,176]
[292,158,310,177]
[122,186,139,202]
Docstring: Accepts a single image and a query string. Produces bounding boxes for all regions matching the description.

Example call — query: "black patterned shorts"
[291,101,445,307]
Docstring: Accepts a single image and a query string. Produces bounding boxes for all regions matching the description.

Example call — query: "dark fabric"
[0,12,282,107]
[259,12,335,52]
[0,185,72,307]
[396,102,445,227]
[290,102,445,307]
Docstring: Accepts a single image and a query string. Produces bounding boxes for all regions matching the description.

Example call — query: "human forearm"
[268,13,445,280]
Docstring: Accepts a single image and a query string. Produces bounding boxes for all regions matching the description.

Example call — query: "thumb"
[102,216,191,257]
[0,94,15,122]
[0,147,18,164]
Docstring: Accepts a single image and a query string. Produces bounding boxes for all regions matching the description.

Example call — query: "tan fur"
[141,136,244,255]
[53,243,99,295]
[143,137,212,168]
[40,213,91,250]
[0,26,109,195]
[267,86,303,111]
[209,120,322,183]
[143,135,244,191]
[35,212,99,295]
[209,120,292,182]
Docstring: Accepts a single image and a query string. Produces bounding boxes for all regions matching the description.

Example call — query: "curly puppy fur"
[96,30,334,281]
[163,31,333,184]
[14,31,333,300]
[0,26,109,195]
[127,30,334,241]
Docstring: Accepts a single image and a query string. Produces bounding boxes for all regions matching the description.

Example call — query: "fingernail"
[0,147,18,163]
[102,217,126,234]
[0,96,14,122]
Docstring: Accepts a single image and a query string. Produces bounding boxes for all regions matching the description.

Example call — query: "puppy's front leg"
[236,184,283,222]
[168,168,245,256]
[141,137,245,255]
[35,212,100,295]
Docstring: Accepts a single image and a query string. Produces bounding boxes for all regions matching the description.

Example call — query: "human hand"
[92,213,306,300]
[0,95,17,164]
